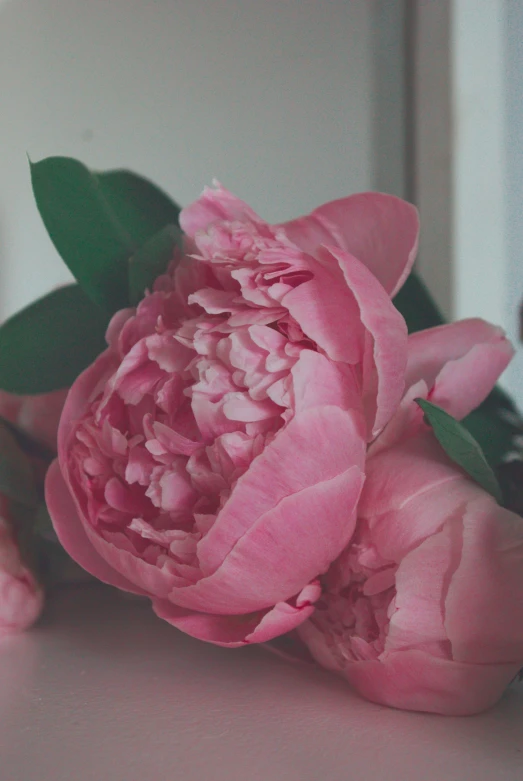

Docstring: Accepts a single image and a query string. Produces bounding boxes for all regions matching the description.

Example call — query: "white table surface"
[1,585,522,781]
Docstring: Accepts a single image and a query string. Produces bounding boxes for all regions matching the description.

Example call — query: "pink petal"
[105,308,135,349]
[386,523,453,653]
[248,324,288,352]
[279,192,419,297]
[281,253,362,364]
[228,308,286,328]
[166,407,365,614]
[188,288,240,314]
[146,333,192,373]
[152,421,202,456]
[340,650,519,715]
[154,582,317,647]
[367,379,428,458]
[57,349,118,461]
[168,465,363,614]
[222,392,281,422]
[406,319,514,419]
[291,350,363,415]
[444,496,523,665]
[45,460,148,596]
[180,182,263,237]
[125,446,155,485]
[152,469,197,514]
[85,518,179,598]
[283,247,407,436]
[52,348,181,598]
[191,394,240,440]
[360,433,482,562]
[199,405,366,575]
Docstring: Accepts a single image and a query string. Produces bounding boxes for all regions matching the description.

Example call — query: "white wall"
[412,1,454,319]
[505,0,523,404]
[412,1,523,406]
[451,0,507,330]
[0,0,404,319]
[450,0,523,404]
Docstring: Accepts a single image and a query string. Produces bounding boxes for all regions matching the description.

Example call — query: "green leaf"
[393,271,445,333]
[99,170,181,246]
[395,272,521,468]
[30,157,181,313]
[0,421,38,507]
[128,224,182,306]
[460,404,519,470]
[416,398,503,503]
[497,460,523,517]
[477,383,517,415]
[0,284,109,394]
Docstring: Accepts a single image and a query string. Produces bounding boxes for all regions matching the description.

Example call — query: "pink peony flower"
[0,389,68,451]
[0,499,43,639]
[46,184,418,646]
[298,319,523,715]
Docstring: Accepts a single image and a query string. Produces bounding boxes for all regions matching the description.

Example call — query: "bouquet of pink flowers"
[1,156,522,715]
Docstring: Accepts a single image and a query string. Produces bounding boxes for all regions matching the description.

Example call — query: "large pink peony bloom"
[298,319,522,715]
[0,499,43,640]
[46,185,418,646]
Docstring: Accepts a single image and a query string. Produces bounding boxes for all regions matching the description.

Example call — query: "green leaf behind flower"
[30,156,181,313]
[128,224,182,306]
[99,170,181,247]
[0,284,109,394]
[396,272,521,467]
[393,272,444,333]
[416,398,503,503]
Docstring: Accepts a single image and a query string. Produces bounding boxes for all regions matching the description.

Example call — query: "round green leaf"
[0,284,109,394]
[128,224,182,305]
[393,272,444,333]
[30,156,181,313]
[416,398,503,503]
[99,170,181,246]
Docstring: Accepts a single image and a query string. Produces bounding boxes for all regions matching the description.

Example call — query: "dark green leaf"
[30,157,181,312]
[30,157,132,311]
[0,421,38,507]
[395,271,522,467]
[0,284,109,394]
[476,383,517,415]
[128,224,182,306]
[497,460,523,517]
[461,404,519,470]
[416,398,503,503]
[393,271,444,333]
[99,170,181,246]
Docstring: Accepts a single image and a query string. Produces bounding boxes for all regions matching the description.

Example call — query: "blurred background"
[0,0,521,404]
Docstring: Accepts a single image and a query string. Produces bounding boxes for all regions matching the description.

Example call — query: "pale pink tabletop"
[1,585,522,781]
